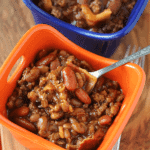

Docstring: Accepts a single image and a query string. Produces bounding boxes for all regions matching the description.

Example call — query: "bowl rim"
[0,24,146,150]
[23,0,149,40]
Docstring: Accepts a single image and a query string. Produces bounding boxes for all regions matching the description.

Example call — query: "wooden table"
[0,0,150,150]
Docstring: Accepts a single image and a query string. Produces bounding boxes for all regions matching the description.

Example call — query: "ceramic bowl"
[22,0,148,57]
[0,24,146,150]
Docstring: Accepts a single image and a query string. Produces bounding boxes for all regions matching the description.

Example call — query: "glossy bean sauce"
[6,49,125,150]
[35,0,137,33]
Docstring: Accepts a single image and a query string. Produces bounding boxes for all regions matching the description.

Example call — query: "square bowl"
[0,24,145,150]
[22,0,148,58]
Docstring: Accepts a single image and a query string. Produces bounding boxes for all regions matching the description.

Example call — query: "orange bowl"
[0,24,145,150]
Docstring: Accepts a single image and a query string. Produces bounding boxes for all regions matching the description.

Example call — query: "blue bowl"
[23,0,148,57]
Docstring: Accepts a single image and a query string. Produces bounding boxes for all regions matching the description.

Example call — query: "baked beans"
[7,49,125,150]
[35,0,137,33]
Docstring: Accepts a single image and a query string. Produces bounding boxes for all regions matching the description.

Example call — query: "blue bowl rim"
[23,0,148,41]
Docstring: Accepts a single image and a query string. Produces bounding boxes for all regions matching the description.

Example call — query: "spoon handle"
[92,46,150,78]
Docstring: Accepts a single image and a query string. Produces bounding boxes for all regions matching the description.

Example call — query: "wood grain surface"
[0,0,150,150]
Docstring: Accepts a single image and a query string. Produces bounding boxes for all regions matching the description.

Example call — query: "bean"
[94,128,106,140]
[71,108,85,116]
[109,102,114,107]
[9,95,16,101]
[35,52,56,66]
[59,50,69,56]
[37,116,48,131]
[69,105,74,113]
[43,82,55,93]
[15,99,23,107]
[99,115,112,125]
[110,104,120,116]
[61,101,69,112]
[55,119,68,126]
[80,60,93,71]
[69,118,78,124]
[38,129,48,137]
[64,129,71,138]
[36,49,49,60]
[92,93,105,102]
[9,106,29,118]
[37,65,49,74]
[72,122,85,134]
[107,0,121,14]
[97,103,108,116]
[106,96,114,103]
[67,144,77,150]
[89,120,98,126]
[112,81,119,89]
[40,0,52,11]
[116,94,125,102]
[100,90,107,96]
[88,124,95,134]
[57,140,66,145]
[27,91,38,102]
[66,55,76,63]
[41,100,48,108]
[59,91,68,100]
[71,129,78,136]
[50,58,60,70]
[62,66,77,91]
[49,132,60,141]
[63,123,72,129]
[80,73,86,83]
[80,122,87,132]
[57,0,67,7]
[7,101,14,109]
[59,126,64,138]
[53,104,61,112]
[78,115,88,122]
[108,89,117,98]
[115,102,122,107]
[13,117,36,132]
[49,124,58,132]
[106,81,113,87]
[75,72,84,88]
[30,113,40,122]
[95,76,105,89]
[75,88,91,104]
[57,83,66,93]
[51,112,64,120]
[39,77,47,87]
[70,98,82,107]
[25,67,40,82]
[66,61,97,93]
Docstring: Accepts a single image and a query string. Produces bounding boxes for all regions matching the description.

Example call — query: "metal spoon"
[90,45,150,78]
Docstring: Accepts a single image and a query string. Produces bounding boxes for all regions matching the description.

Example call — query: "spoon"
[90,45,150,78]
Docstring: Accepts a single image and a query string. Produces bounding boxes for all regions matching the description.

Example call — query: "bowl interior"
[0,24,145,150]
[29,0,148,39]
[22,0,148,57]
